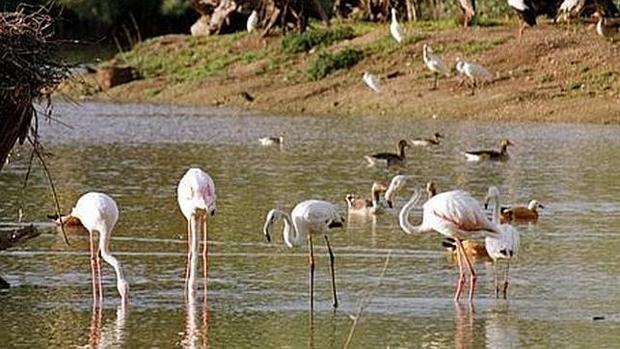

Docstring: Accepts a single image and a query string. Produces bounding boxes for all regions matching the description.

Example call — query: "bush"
[282,26,356,53]
[307,48,364,81]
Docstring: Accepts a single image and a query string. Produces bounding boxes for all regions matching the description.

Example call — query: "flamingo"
[484,186,520,298]
[364,139,409,167]
[345,181,389,215]
[247,10,259,33]
[363,71,382,93]
[399,188,501,302]
[263,200,345,309]
[384,174,413,208]
[390,8,404,43]
[411,132,443,147]
[501,199,544,222]
[423,44,450,90]
[61,192,128,304]
[464,139,513,162]
[177,168,216,296]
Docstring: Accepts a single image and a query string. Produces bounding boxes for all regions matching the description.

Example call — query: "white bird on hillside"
[399,188,502,302]
[455,57,493,94]
[363,71,382,93]
[177,168,216,297]
[484,186,520,299]
[247,10,259,33]
[263,200,345,309]
[390,8,405,43]
[423,44,450,90]
[556,0,585,24]
[59,192,129,304]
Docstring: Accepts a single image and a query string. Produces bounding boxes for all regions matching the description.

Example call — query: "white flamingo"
[484,186,520,299]
[247,10,259,33]
[455,57,493,94]
[62,192,129,304]
[263,200,345,309]
[399,188,501,302]
[384,174,413,208]
[177,168,216,296]
[390,8,405,43]
[363,71,382,93]
[423,44,450,90]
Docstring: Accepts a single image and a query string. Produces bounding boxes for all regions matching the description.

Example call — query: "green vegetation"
[281,26,356,53]
[307,48,364,80]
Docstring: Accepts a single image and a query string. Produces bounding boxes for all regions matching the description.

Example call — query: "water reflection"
[485,303,518,349]
[454,303,475,349]
[181,289,208,349]
[88,304,127,348]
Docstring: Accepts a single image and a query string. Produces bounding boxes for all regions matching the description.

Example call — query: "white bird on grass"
[556,0,586,25]
[177,168,216,297]
[423,44,450,90]
[390,8,405,43]
[484,186,520,299]
[455,57,493,95]
[363,71,382,93]
[399,188,502,302]
[247,10,259,33]
[60,192,129,304]
[263,200,345,309]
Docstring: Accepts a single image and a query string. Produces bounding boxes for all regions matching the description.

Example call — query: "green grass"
[281,26,356,53]
[307,48,364,80]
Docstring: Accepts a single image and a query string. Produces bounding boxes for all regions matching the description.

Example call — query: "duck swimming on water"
[464,139,513,162]
[365,140,409,167]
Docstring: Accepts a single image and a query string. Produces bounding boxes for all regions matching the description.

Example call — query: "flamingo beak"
[387,200,394,209]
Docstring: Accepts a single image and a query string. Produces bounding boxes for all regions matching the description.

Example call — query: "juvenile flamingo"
[484,186,520,298]
[60,192,129,304]
[263,200,345,309]
[399,188,501,302]
[177,168,216,296]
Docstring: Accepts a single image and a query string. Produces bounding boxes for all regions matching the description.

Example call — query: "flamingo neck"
[98,229,129,301]
[277,211,300,248]
[490,194,501,225]
[399,190,424,234]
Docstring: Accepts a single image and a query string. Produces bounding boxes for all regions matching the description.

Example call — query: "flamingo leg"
[308,234,315,311]
[493,261,499,299]
[184,218,192,295]
[431,74,438,90]
[89,230,99,304]
[502,261,510,299]
[454,241,467,302]
[456,239,477,303]
[203,215,208,293]
[96,244,103,302]
[324,234,338,309]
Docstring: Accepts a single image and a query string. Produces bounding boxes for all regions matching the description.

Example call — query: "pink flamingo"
[177,168,216,296]
[399,188,501,302]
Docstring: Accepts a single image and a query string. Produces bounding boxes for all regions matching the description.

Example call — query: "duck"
[411,132,443,147]
[258,135,284,146]
[500,199,544,222]
[464,139,513,162]
[425,180,438,199]
[365,140,409,167]
[442,237,492,264]
[345,182,389,215]
[594,11,620,40]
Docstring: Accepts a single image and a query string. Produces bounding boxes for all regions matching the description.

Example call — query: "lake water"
[1,101,619,348]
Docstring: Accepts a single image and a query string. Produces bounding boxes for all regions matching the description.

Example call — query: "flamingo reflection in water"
[88,304,127,348]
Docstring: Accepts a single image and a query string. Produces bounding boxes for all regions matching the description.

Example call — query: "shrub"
[307,48,364,81]
[282,26,356,53]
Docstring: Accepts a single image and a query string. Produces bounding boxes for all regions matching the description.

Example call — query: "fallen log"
[0,225,40,289]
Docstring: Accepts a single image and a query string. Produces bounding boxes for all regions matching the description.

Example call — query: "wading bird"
[365,139,409,167]
[346,181,389,215]
[263,200,345,309]
[507,0,563,38]
[383,174,414,208]
[501,199,544,222]
[423,44,450,90]
[390,8,404,43]
[484,186,520,298]
[177,168,216,295]
[556,0,586,25]
[458,0,476,27]
[247,10,258,33]
[363,71,382,93]
[59,192,129,304]
[411,132,443,147]
[455,57,493,95]
[464,139,513,162]
[399,188,501,302]
[442,238,492,264]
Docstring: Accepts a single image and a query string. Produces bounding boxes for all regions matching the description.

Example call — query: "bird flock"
[50,125,545,312]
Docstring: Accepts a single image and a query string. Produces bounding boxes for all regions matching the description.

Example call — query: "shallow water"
[1,101,620,348]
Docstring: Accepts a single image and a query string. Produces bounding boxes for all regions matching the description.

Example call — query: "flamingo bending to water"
[177,168,216,296]
[263,200,345,309]
[399,188,501,302]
